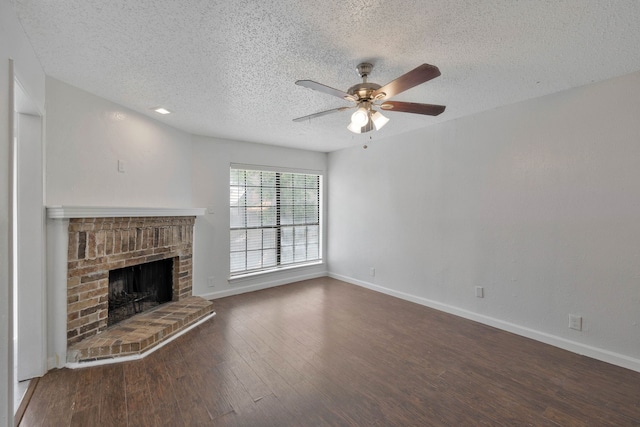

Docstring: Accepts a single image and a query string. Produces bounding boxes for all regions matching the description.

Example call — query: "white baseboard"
[199,269,328,300]
[329,272,640,373]
[47,356,58,371]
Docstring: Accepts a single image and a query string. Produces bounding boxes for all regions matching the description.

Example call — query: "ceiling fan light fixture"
[371,110,389,130]
[348,112,375,134]
[293,62,445,134]
[350,106,369,127]
[347,121,363,134]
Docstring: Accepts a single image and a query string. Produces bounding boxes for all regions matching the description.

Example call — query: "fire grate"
[108,258,173,327]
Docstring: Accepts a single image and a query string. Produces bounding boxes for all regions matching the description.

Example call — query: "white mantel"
[47,206,206,219]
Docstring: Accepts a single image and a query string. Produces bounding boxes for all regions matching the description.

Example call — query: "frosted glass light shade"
[348,116,375,134]
[371,110,389,130]
[350,107,369,127]
[347,121,363,133]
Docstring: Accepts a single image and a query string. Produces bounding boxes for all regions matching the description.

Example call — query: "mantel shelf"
[46,206,206,219]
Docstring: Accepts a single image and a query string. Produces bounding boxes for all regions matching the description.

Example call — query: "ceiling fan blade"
[372,64,441,101]
[379,101,446,116]
[295,80,357,102]
[293,106,354,122]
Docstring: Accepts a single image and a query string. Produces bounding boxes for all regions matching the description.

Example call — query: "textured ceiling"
[12,0,640,152]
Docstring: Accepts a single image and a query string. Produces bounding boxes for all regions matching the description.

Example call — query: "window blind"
[230,167,321,276]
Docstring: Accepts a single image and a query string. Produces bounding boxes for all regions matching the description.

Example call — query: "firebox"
[108,258,174,327]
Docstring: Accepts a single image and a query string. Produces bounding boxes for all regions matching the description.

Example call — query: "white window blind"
[230,167,321,276]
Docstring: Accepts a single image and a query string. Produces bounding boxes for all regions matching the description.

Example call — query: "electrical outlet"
[475,286,484,298]
[568,314,582,331]
[369,267,375,277]
[208,276,215,288]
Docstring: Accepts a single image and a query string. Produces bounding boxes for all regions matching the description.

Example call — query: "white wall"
[191,135,328,299]
[0,0,46,424]
[46,78,193,207]
[328,70,640,372]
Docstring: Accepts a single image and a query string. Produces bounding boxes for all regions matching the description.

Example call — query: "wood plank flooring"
[19,277,640,426]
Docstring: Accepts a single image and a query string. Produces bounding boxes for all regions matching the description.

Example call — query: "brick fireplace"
[66,215,196,346]
[47,206,212,365]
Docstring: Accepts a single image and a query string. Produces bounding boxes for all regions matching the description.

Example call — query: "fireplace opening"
[108,258,173,327]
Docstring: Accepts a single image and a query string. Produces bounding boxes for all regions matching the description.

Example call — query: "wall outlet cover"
[568,314,582,331]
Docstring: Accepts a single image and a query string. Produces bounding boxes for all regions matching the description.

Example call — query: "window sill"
[228,260,324,284]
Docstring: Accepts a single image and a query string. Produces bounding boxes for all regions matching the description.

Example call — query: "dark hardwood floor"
[20,277,640,426]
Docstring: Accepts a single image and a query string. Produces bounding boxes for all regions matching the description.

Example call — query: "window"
[230,166,322,276]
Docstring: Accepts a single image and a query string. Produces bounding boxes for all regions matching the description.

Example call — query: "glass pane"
[230,252,246,273]
[307,225,319,244]
[280,173,293,187]
[247,250,262,270]
[281,245,293,264]
[246,187,262,206]
[294,244,307,262]
[246,170,261,186]
[294,206,306,224]
[306,175,318,187]
[230,186,245,206]
[280,205,293,225]
[246,207,261,227]
[263,229,276,248]
[307,244,319,260]
[230,229,246,252]
[281,227,294,246]
[306,189,318,205]
[230,207,245,228]
[293,174,306,187]
[305,206,318,224]
[263,249,277,267]
[262,171,276,187]
[295,226,306,244]
[294,188,306,204]
[230,169,245,186]
[247,229,262,250]
[262,187,276,206]
[263,207,276,226]
[280,188,293,203]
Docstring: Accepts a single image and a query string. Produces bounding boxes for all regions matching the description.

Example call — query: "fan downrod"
[348,63,381,100]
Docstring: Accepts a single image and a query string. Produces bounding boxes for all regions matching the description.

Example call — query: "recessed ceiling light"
[152,107,171,115]
[111,111,126,121]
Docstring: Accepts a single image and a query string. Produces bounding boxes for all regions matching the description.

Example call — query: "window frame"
[229,164,323,278]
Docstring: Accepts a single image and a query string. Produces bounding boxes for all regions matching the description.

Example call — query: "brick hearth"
[67,296,214,363]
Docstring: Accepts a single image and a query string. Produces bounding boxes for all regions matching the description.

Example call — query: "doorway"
[12,76,45,414]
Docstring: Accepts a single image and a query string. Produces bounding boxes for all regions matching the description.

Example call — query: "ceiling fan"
[293,62,446,134]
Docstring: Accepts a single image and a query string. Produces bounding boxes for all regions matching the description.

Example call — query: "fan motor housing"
[347,82,381,101]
